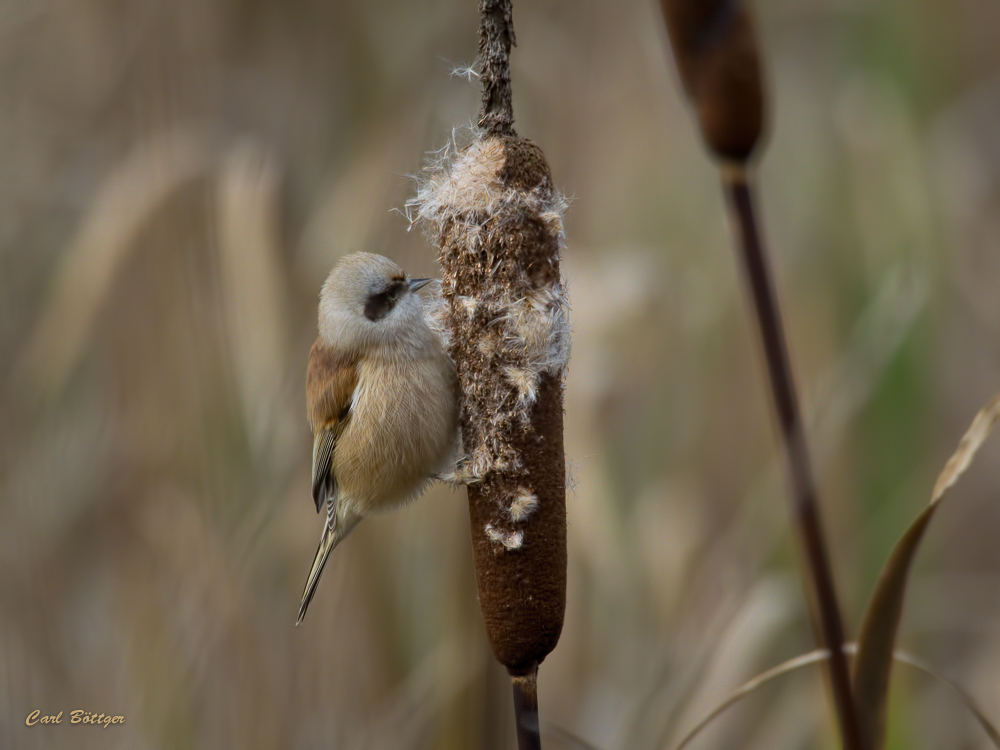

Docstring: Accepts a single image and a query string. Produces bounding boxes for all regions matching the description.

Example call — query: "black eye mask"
[364,279,407,321]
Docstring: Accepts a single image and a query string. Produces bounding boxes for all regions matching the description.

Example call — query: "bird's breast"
[333,352,456,515]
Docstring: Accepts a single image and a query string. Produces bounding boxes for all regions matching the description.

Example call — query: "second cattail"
[656,3,867,750]
[658,0,764,162]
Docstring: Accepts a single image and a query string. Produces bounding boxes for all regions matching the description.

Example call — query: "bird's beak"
[409,278,432,292]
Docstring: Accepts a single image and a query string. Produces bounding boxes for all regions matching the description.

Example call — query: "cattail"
[658,3,865,749]
[410,1,568,744]
[658,0,764,162]
[414,132,569,675]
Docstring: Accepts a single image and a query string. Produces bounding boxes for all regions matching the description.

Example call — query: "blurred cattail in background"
[657,2,1000,750]
[658,0,764,163]
[656,1,864,747]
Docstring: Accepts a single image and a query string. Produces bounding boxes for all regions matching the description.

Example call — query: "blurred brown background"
[2,1,1000,748]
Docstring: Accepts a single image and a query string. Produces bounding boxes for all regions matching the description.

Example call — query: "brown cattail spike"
[410,133,569,677]
[659,0,764,162]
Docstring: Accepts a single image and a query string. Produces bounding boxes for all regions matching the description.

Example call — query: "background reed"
[656,1,862,746]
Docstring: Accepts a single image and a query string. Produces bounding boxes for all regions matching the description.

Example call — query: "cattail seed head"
[410,132,569,675]
[659,0,765,162]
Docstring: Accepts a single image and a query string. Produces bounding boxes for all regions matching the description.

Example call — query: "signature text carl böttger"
[26,710,124,727]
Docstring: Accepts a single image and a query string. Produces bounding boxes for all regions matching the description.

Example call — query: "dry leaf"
[669,644,1000,750]
[852,392,1000,750]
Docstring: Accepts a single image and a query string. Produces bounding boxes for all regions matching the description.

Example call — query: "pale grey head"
[318,252,434,353]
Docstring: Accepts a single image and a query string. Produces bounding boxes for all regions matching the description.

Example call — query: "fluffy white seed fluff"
[407,130,571,487]
[508,492,539,523]
[485,523,524,550]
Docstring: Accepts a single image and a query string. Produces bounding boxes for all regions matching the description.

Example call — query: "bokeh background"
[2,0,1000,748]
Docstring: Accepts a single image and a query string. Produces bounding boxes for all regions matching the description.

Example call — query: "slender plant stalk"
[472,7,559,750]
[409,2,568,749]
[478,0,516,135]
[657,1,864,745]
[512,670,542,750]
[722,163,865,750]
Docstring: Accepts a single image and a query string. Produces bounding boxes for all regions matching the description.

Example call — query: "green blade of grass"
[852,392,1000,750]
[671,648,832,750]
[891,650,1000,748]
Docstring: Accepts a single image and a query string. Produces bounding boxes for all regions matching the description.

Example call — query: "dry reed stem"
[216,141,291,458]
[657,1,864,745]
[478,0,516,136]
[723,164,864,750]
[16,128,212,398]
[512,670,541,750]
[673,644,1000,750]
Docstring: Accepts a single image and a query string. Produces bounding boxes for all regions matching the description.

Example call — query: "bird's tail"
[296,508,361,625]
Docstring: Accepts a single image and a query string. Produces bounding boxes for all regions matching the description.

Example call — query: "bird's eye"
[363,280,407,321]
[364,291,392,321]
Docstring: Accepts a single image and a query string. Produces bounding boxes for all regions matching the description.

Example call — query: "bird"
[297,252,457,625]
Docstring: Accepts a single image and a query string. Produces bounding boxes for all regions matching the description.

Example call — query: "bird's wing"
[298,340,359,624]
[311,429,337,514]
[306,339,359,511]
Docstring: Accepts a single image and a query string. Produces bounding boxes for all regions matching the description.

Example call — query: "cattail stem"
[656,1,863,745]
[722,164,865,750]
[512,668,542,750]
[412,5,566,749]
[478,0,516,136]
